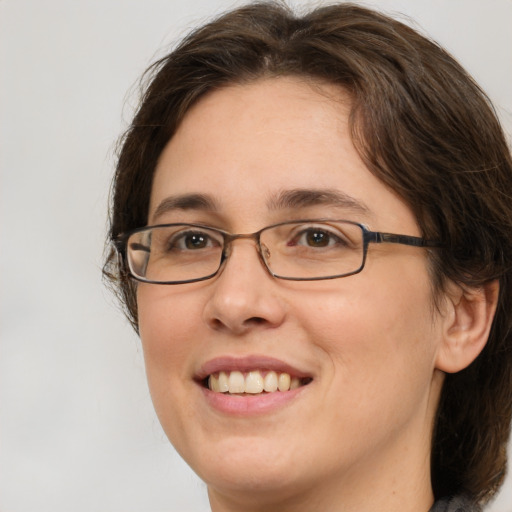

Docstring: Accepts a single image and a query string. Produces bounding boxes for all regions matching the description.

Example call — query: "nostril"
[244,316,266,326]
[208,314,268,333]
[209,318,225,331]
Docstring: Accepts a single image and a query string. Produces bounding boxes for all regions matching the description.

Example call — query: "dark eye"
[292,228,343,248]
[304,229,331,247]
[170,230,221,251]
[184,233,209,249]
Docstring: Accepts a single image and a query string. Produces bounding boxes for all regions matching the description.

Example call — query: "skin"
[136,77,495,512]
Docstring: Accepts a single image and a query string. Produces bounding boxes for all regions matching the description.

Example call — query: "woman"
[104,3,512,511]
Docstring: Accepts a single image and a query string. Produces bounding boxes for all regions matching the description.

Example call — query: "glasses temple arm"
[366,231,441,248]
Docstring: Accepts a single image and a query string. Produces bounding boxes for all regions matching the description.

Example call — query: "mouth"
[204,370,313,395]
[197,356,314,396]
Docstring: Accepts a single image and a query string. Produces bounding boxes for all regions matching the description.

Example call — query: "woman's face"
[138,78,445,506]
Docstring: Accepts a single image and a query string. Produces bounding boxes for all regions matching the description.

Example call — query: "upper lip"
[196,355,313,381]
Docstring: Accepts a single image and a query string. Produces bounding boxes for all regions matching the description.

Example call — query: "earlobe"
[435,280,499,374]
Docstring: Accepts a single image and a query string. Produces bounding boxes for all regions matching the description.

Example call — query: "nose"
[202,239,287,335]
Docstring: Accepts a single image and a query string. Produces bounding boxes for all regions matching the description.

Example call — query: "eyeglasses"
[115,219,441,284]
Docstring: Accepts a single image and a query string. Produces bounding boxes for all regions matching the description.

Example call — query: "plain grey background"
[1,1,511,511]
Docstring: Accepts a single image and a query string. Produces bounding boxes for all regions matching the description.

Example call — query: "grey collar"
[430,496,481,512]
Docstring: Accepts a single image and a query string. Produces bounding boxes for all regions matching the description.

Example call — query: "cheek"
[138,284,204,357]
[136,286,204,418]
[139,301,185,372]
[293,268,438,409]
[136,285,217,461]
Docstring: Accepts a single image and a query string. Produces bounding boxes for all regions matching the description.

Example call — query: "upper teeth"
[208,370,302,394]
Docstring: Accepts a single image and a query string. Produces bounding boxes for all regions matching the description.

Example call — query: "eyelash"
[287,226,349,248]
[167,230,222,251]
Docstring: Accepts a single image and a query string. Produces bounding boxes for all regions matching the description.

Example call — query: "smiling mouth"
[204,370,313,395]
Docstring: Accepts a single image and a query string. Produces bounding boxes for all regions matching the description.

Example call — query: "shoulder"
[430,496,481,512]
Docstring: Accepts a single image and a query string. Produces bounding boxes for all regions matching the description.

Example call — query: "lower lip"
[200,384,308,416]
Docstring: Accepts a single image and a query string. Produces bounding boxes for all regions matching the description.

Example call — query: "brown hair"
[104,2,512,504]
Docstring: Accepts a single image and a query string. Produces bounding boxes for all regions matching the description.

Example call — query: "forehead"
[149,77,417,234]
[154,77,352,181]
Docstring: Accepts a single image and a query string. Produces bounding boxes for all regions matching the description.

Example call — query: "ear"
[435,280,499,374]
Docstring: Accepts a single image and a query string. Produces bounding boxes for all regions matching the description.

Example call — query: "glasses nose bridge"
[222,230,266,262]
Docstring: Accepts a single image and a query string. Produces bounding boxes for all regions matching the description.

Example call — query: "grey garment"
[430,496,481,512]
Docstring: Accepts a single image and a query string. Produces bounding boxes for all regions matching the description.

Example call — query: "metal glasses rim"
[115,218,441,246]
[114,218,442,284]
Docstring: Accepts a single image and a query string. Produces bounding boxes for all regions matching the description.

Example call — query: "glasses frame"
[114,219,441,285]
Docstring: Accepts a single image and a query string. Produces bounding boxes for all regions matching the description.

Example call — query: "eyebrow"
[151,187,371,221]
[267,188,371,215]
[152,193,219,221]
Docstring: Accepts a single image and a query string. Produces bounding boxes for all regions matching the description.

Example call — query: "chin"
[181,432,310,495]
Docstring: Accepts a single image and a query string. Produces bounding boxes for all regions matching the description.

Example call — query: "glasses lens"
[261,221,364,279]
[127,225,224,283]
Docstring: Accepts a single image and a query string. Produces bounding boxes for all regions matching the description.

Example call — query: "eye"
[289,227,346,248]
[169,230,222,251]
[303,229,333,247]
